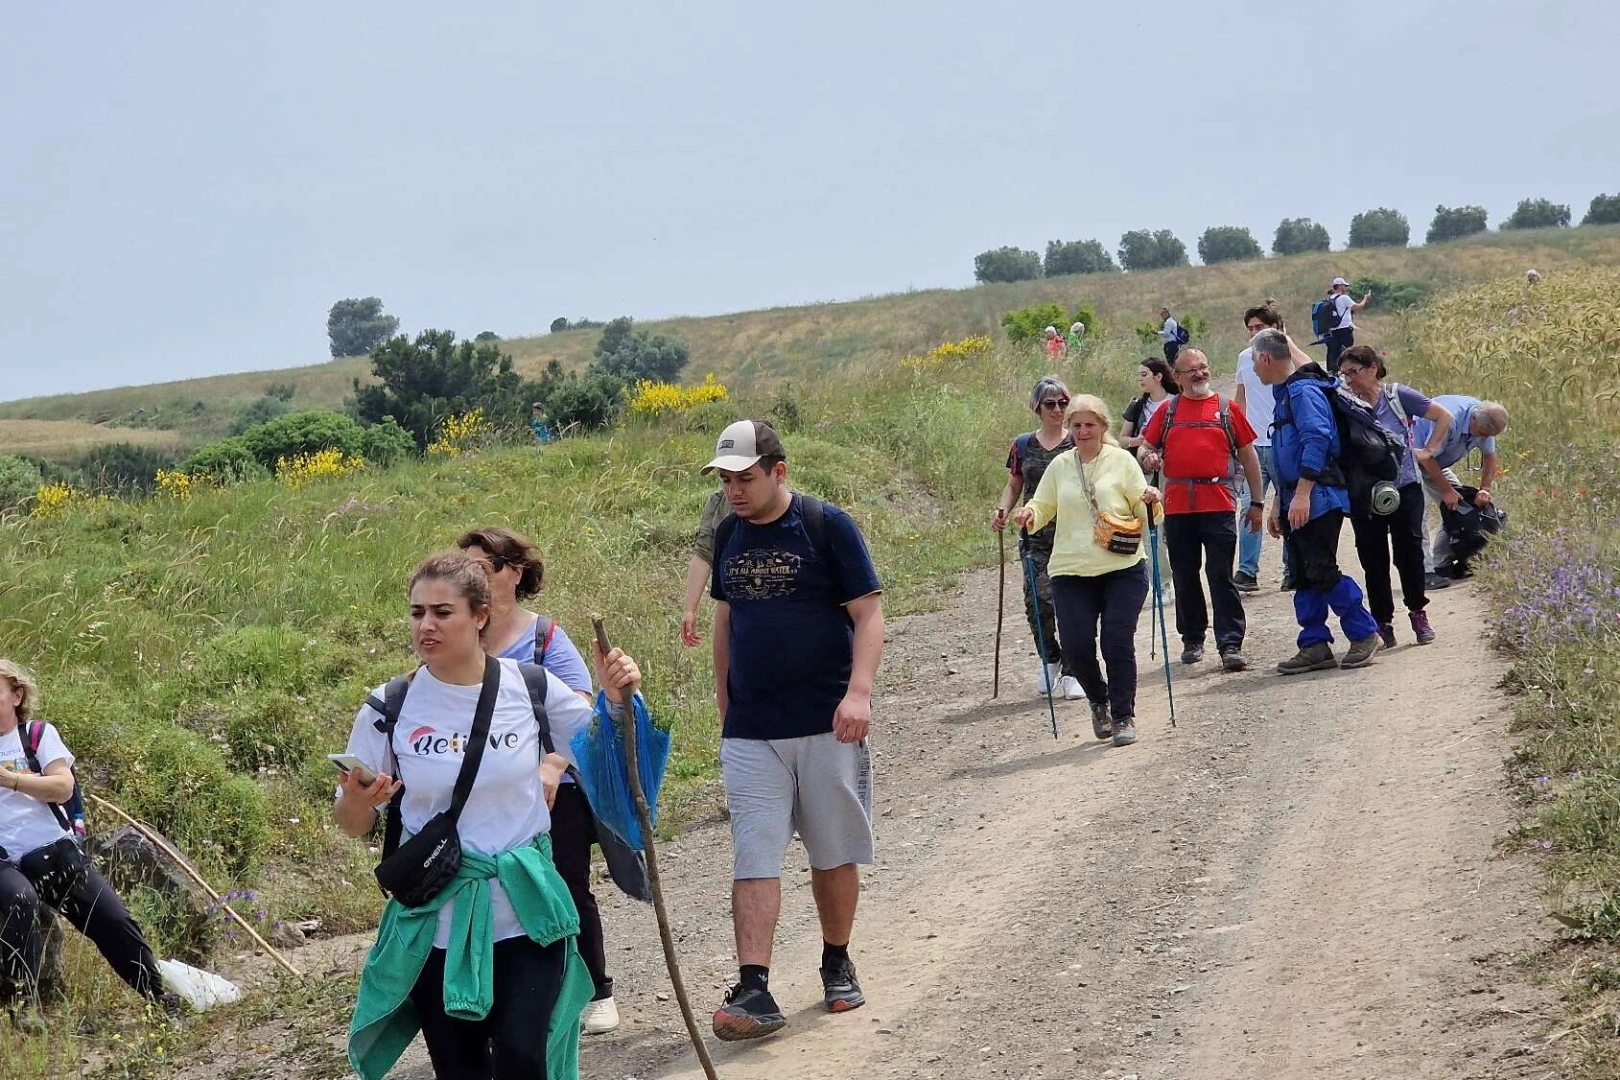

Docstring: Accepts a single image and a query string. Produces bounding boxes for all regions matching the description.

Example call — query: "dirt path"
[212,534,1559,1079]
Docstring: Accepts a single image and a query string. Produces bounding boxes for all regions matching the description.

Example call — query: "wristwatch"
[1249,501,1263,508]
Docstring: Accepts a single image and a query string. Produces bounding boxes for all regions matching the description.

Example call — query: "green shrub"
[1503,197,1571,230]
[360,416,416,466]
[353,329,532,449]
[179,437,268,483]
[229,394,291,435]
[549,317,570,333]
[73,443,181,494]
[1043,239,1115,276]
[1426,204,1489,244]
[1348,207,1410,248]
[546,373,626,431]
[239,410,365,468]
[1583,193,1620,226]
[0,454,43,511]
[1272,217,1331,255]
[1117,229,1188,271]
[264,382,297,402]
[590,317,691,384]
[973,246,1042,283]
[1346,275,1430,311]
[1001,303,1069,345]
[1197,225,1263,265]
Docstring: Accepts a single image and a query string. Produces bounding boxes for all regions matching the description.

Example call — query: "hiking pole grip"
[591,615,721,1080]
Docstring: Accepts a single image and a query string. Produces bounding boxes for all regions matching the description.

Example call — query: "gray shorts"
[720,733,875,881]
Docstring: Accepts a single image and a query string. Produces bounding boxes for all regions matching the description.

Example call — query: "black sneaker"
[1181,644,1204,665]
[1219,648,1248,672]
[1280,574,1298,592]
[1233,570,1260,594]
[820,958,865,1013]
[1423,572,1452,592]
[713,984,787,1041]
[1089,700,1114,741]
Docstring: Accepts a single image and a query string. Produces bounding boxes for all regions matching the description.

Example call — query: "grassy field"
[7,227,1620,460]
[0,420,184,462]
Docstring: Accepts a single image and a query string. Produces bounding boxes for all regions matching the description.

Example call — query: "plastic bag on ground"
[569,692,671,851]
[158,958,242,1010]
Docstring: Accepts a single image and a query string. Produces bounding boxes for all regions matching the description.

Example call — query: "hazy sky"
[5,2,1618,401]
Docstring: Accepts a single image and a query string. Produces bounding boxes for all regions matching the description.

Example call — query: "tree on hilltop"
[1272,217,1331,255]
[327,297,400,358]
[1584,193,1620,226]
[1043,239,1116,276]
[1426,204,1489,244]
[1197,226,1263,265]
[587,316,691,385]
[352,329,531,448]
[1502,197,1571,230]
[1117,229,1189,271]
[1347,208,1410,249]
[973,247,1042,283]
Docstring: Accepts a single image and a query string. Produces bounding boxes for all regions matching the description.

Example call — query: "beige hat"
[701,420,786,475]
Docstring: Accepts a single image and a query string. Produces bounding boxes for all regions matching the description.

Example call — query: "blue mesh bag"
[569,691,671,851]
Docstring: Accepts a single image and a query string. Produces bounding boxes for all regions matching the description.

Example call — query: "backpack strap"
[1013,432,1035,469]
[532,616,557,667]
[1384,382,1411,428]
[23,721,73,833]
[369,673,415,861]
[712,494,832,567]
[517,663,557,757]
[1145,394,1180,452]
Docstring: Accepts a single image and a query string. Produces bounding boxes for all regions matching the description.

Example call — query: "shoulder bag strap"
[533,616,556,665]
[445,656,502,823]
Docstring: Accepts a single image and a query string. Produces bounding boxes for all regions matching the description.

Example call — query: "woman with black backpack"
[454,525,621,1035]
[336,552,643,1080]
[0,658,170,1030]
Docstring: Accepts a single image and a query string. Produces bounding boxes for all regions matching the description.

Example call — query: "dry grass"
[0,419,185,461]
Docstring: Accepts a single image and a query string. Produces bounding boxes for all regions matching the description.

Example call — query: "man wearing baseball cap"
[700,420,886,1042]
[1325,277,1372,374]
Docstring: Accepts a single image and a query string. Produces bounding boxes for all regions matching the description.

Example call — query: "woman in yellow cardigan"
[1013,394,1161,747]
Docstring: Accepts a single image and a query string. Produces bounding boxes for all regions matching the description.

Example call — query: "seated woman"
[0,658,170,1029]
[337,552,643,1080]
[453,526,619,1034]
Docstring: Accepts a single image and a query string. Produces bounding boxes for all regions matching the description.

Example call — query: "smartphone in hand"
[327,754,378,786]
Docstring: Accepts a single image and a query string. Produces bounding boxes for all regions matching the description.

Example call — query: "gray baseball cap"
[701,420,786,474]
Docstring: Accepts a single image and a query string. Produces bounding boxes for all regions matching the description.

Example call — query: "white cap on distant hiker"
[702,420,786,474]
[1331,277,1349,288]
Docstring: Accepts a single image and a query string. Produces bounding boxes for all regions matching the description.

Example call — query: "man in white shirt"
[1157,307,1182,363]
[1232,304,1297,592]
[1325,277,1371,373]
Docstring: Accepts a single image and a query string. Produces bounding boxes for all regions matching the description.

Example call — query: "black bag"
[372,656,501,908]
[1326,383,1404,511]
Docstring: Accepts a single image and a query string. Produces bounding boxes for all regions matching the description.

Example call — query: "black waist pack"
[373,656,501,908]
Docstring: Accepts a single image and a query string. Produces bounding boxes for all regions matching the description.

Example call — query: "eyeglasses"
[473,554,515,574]
[1040,398,1070,411]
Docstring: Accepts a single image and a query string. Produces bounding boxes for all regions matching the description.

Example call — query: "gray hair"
[1251,328,1290,362]
[1029,376,1071,412]
[1474,401,1510,436]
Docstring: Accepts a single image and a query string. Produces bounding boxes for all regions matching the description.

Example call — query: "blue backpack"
[23,720,88,839]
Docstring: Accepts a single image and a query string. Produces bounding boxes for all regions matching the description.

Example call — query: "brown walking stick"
[993,527,1005,698]
[592,616,720,1080]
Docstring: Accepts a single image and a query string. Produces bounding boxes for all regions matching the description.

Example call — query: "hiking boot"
[1181,643,1204,665]
[1089,701,1114,741]
[1340,634,1383,669]
[1233,570,1260,594]
[820,958,865,1013]
[1036,661,1062,696]
[1423,572,1452,592]
[1277,643,1337,675]
[1060,675,1084,701]
[581,995,620,1035]
[1410,609,1436,645]
[713,984,787,1041]
[1280,573,1299,592]
[1377,623,1397,650]
[1219,648,1248,673]
[1111,718,1138,747]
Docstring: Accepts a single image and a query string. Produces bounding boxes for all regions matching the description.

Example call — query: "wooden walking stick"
[993,527,1005,698]
[592,616,720,1080]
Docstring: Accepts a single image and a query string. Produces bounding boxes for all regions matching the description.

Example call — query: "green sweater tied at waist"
[348,832,593,1080]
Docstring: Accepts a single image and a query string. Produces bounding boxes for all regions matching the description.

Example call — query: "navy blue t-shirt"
[711,495,883,740]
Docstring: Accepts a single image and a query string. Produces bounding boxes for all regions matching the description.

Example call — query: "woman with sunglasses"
[453,527,619,1036]
[993,377,1081,699]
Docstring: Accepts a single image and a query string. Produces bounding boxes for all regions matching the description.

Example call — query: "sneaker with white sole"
[1037,661,1062,696]
[1111,718,1138,746]
[581,996,620,1035]
[1060,675,1084,701]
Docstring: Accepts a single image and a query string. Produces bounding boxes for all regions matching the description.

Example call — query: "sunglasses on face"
[474,554,515,574]
[1040,398,1070,411]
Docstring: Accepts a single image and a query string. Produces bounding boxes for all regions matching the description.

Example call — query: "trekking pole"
[592,617,720,1080]
[1019,530,1060,740]
[993,527,1005,699]
[1147,516,1177,728]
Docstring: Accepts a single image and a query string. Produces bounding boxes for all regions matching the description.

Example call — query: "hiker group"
[995,290,1508,744]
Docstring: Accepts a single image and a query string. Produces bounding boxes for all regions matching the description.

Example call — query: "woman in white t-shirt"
[0,658,168,1026]
[336,551,642,1080]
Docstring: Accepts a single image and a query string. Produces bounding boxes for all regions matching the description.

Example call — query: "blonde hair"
[0,659,40,721]
[1063,394,1120,446]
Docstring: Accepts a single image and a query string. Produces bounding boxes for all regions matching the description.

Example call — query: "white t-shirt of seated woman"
[0,722,75,861]
[344,658,593,949]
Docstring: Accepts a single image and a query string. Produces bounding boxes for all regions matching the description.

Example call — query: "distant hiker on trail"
[993,377,1081,700]
[1043,326,1067,362]
[0,659,175,1031]
[337,552,644,1080]
[1412,395,1508,585]
[1012,396,1161,747]
[701,420,885,1042]
[1066,321,1086,353]
[530,401,556,444]
[454,526,621,1036]
[1138,348,1265,673]
[1119,359,1179,452]
[1157,307,1187,363]
[1233,305,1295,592]
[1248,330,1384,674]
[679,489,728,647]
[1336,348,1453,647]
[1324,277,1371,374]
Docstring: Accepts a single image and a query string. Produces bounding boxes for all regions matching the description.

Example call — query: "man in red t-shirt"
[1140,348,1266,671]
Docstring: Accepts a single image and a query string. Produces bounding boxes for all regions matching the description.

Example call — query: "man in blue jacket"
[1249,330,1382,674]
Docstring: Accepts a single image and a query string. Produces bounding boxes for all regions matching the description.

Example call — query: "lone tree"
[549,317,570,333]
[1426,204,1490,244]
[1347,208,1410,249]
[1043,239,1116,276]
[1583,192,1620,226]
[327,297,400,358]
[1117,229,1189,271]
[973,246,1042,283]
[1503,197,1571,230]
[1272,217,1331,255]
[588,316,691,384]
[1197,226,1263,265]
[352,329,531,448]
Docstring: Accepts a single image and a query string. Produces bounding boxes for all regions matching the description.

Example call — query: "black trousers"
[1163,341,1180,364]
[1051,564,1150,722]
[0,838,164,1004]
[1018,537,1072,676]
[410,936,569,1080]
[548,784,611,1000]
[1326,327,1354,373]
[1163,511,1246,652]
[1351,482,1429,624]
